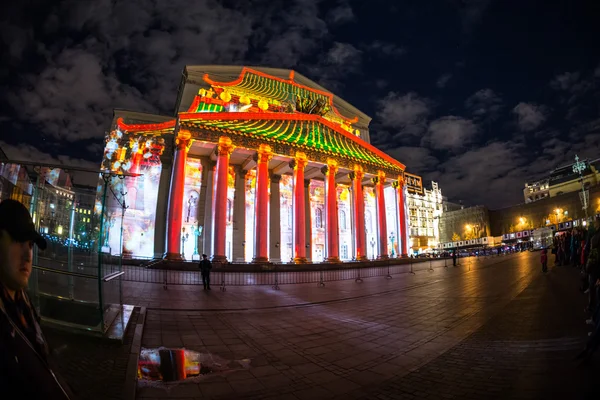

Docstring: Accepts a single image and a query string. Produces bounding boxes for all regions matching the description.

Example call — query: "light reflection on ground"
[138,347,250,384]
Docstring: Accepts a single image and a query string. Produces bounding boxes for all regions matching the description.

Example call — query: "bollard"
[163,269,167,290]
[272,264,280,290]
[410,260,415,274]
[428,259,434,272]
[220,272,226,292]
[355,266,363,283]
[318,267,325,287]
[386,263,392,279]
[444,257,448,268]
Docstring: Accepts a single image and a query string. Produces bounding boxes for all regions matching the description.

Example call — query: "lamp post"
[389,231,396,258]
[192,226,202,260]
[573,155,589,221]
[370,237,376,260]
[181,227,189,260]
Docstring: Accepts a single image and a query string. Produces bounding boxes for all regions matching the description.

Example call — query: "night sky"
[1,0,599,209]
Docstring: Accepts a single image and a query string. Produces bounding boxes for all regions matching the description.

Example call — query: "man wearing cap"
[0,199,72,399]
[199,254,212,290]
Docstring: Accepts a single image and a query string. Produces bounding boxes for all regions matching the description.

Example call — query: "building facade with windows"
[523,179,549,203]
[524,158,600,204]
[406,181,443,253]
[99,66,421,263]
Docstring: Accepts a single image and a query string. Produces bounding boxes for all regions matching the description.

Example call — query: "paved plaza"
[125,252,598,400]
[41,252,600,400]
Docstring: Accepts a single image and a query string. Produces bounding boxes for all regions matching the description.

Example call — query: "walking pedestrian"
[199,254,212,290]
[452,249,457,266]
[541,248,548,273]
[0,199,72,399]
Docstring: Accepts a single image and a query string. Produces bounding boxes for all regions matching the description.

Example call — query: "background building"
[489,186,600,236]
[524,158,600,204]
[407,181,443,253]
[439,205,490,244]
[524,179,549,203]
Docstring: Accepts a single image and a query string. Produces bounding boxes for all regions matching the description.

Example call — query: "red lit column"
[396,174,409,257]
[212,137,235,263]
[291,152,309,263]
[252,144,273,263]
[324,159,340,263]
[374,171,389,259]
[165,131,193,260]
[351,165,367,261]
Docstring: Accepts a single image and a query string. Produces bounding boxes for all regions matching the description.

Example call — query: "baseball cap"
[0,199,47,250]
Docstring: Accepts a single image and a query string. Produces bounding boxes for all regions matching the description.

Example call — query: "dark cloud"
[376,92,432,138]
[327,0,355,25]
[512,102,547,132]
[436,73,452,89]
[424,116,478,150]
[366,41,406,57]
[464,88,503,120]
[456,0,493,33]
[387,147,439,174]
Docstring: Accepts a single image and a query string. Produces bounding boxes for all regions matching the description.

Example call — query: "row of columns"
[165,134,409,263]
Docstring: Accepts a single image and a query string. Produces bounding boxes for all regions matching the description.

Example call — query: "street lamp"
[192,226,202,260]
[370,237,376,260]
[555,208,563,224]
[389,231,396,258]
[573,155,589,220]
[181,227,189,259]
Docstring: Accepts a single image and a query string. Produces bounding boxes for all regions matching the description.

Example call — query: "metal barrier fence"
[121,252,523,290]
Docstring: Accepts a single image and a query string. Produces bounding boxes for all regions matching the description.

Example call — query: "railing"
[29,264,124,333]
[120,252,522,290]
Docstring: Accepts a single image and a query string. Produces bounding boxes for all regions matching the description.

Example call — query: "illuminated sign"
[404,172,423,194]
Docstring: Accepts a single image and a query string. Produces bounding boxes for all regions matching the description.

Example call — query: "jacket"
[199,259,212,274]
[0,288,72,399]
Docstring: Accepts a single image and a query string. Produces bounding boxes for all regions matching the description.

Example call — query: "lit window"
[339,210,347,230]
[315,208,323,229]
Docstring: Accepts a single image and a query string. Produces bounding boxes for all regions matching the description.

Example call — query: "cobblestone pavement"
[43,308,141,400]
[135,251,599,399]
[124,255,509,310]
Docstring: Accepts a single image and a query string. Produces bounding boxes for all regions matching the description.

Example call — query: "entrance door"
[315,245,324,262]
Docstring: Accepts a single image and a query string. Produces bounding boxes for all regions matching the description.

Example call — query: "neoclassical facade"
[99,66,419,263]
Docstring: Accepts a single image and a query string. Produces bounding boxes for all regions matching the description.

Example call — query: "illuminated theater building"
[100,66,420,264]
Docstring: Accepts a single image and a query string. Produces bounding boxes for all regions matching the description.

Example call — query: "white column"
[232,166,246,262]
[269,173,282,263]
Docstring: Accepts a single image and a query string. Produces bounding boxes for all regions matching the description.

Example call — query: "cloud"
[8,48,153,141]
[425,116,478,150]
[376,92,431,135]
[386,146,439,174]
[512,102,547,131]
[429,141,532,208]
[436,73,452,89]
[465,88,503,119]
[550,71,581,91]
[457,0,493,32]
[326,42,362,67]
[549,70,593,104]
[3,0,352,144]
[366,41,406,57]
[306,42,362,90]
[327,1,354,25]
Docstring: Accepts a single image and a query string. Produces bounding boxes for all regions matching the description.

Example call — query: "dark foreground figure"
[0,200,73,399]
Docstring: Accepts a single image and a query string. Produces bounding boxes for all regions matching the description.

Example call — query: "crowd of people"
[549,217,600,362]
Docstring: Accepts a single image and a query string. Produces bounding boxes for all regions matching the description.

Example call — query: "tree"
[452,232,461,241]
[464,231,476,240]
